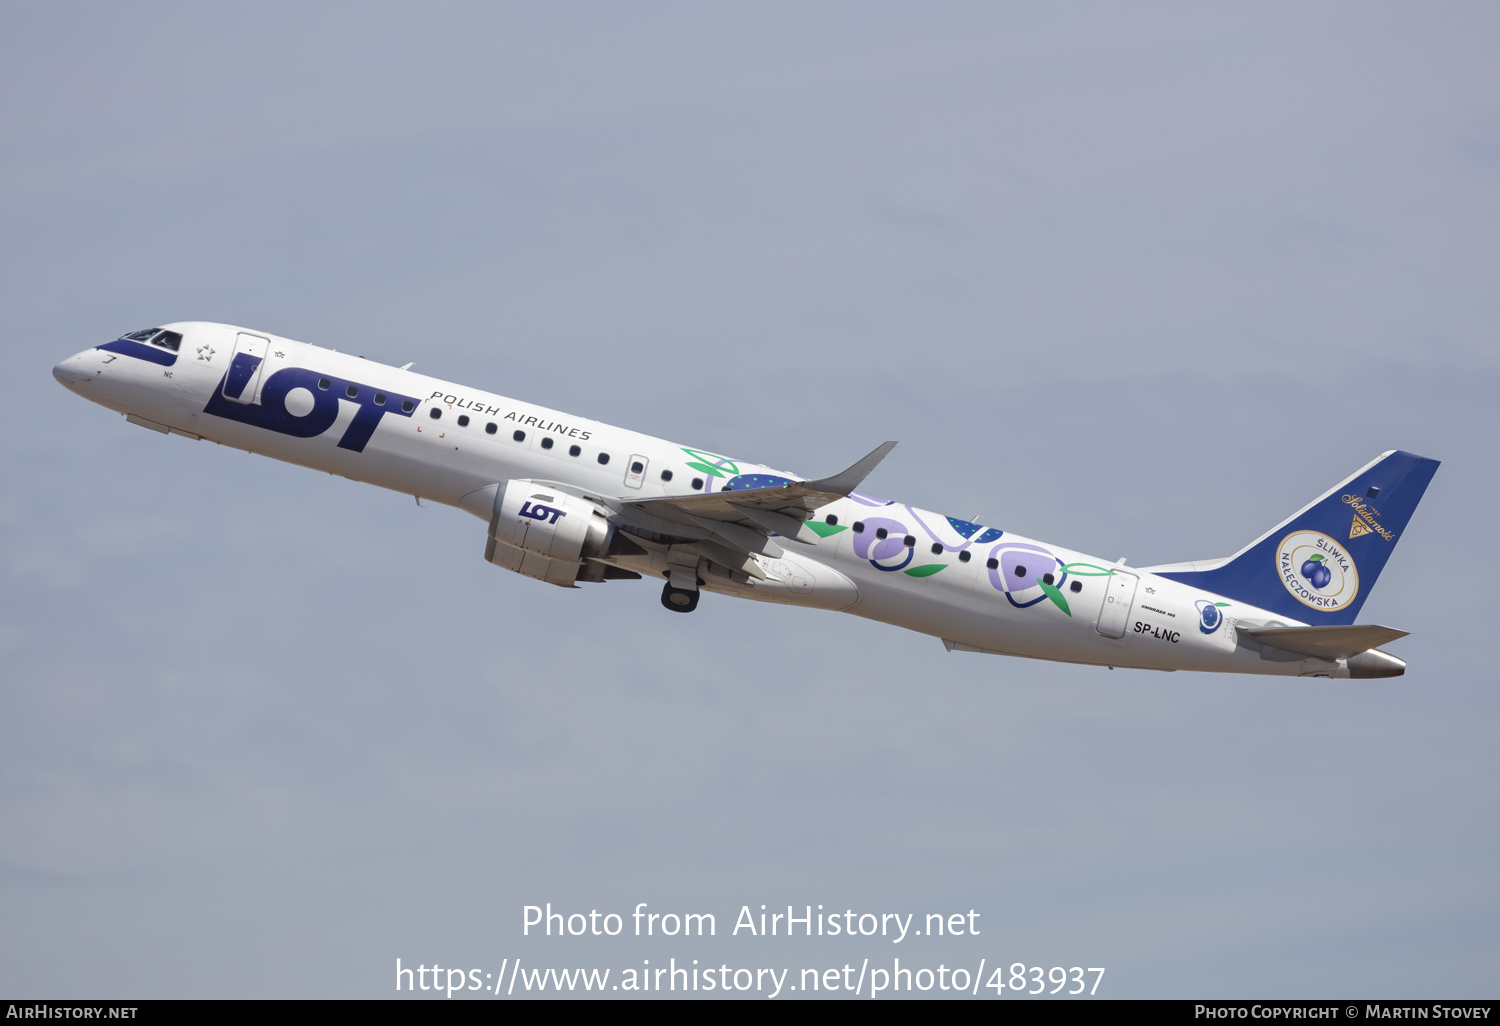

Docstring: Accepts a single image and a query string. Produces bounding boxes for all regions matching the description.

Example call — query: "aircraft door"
[1095,569,1138,639]
[221,332,270,404]
[624,454,648,488]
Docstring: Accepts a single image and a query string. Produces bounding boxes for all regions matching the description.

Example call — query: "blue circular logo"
[1195,599,1228,634]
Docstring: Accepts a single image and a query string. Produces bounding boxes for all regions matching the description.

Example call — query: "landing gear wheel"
[661,583,700,613]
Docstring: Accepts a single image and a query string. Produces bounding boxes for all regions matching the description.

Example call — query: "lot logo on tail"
[1277,531,1359,612]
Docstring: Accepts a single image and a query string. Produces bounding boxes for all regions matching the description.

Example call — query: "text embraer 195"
[54,323,1440,678]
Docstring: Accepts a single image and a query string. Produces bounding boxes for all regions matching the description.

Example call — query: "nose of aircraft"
[52,351,95,391]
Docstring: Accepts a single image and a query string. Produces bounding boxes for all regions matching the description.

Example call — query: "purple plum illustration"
[1301,553,1332,589]
[986,541,1067,611]
[852,516,913,571]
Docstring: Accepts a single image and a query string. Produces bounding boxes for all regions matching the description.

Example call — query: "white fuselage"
[54,321,1336,677]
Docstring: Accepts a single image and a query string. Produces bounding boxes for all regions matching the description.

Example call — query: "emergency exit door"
[1095,569,1138,639]
[624,454,648,488]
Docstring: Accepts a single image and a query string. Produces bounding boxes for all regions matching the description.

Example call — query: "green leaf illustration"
[1062,562,1114,577]
[1037,578,1072,616]
[1309,554,1325,562]
[803,521,847,539]
[904,564,947,578]
[680,449,738,478]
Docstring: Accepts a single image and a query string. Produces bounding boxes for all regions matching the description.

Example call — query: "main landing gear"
[661,583,700,613]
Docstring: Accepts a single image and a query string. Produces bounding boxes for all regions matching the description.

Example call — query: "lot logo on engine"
[518,501,567,525]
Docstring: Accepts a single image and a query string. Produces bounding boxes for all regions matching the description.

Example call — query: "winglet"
[805,441,897,496]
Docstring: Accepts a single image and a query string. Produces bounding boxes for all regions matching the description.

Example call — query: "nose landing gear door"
[221,332,270,404]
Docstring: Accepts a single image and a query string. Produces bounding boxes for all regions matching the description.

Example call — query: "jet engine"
[484,480,614,587]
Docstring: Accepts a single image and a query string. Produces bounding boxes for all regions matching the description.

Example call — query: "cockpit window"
[119,327,182,351]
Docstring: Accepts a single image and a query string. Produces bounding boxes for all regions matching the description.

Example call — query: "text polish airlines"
[54,323,1440,678]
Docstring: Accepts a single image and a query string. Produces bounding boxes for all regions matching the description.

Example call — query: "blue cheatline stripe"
[97,339,177,367]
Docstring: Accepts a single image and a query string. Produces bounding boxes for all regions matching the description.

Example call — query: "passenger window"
[429,408,442,420]
[374,392,386,406]
[826,515,838,526]
[986,558,999,570]
[485,423,497,435]
[346,385,359,398]
[568,444,581,457]
[597,453,610,465]
[1042,572,1054,585]
[401,400,414,413]
[1069,580,1082,594]
[903,536,915,547]
[958,550,971,563]
[541,437,554,449]
[875,528,888,539]
[691,478,703,490]
[513,430,525,442]
[318,378,331,390]
[1014,564,1027,577]
[631,461,644,474]
[457,415,469,427]
[853,522,865,533]
[930,543,942,555]
[661,470,674,482]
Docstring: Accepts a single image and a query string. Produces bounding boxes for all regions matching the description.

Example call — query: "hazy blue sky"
[2,2,1496,998]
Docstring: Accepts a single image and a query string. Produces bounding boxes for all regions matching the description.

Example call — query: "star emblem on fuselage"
[197,345,215,361]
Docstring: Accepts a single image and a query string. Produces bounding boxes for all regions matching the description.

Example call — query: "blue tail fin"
[1153,450,1439,625]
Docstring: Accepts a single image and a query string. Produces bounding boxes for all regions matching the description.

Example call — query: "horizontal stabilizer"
[1240,623,1409,661]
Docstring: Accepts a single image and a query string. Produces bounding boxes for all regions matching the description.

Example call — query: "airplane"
[53,322,1439,678]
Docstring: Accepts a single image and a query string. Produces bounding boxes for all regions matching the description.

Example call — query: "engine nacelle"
[484,480,613,587]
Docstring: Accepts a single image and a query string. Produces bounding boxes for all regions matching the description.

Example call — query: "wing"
[611,441,897,563]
